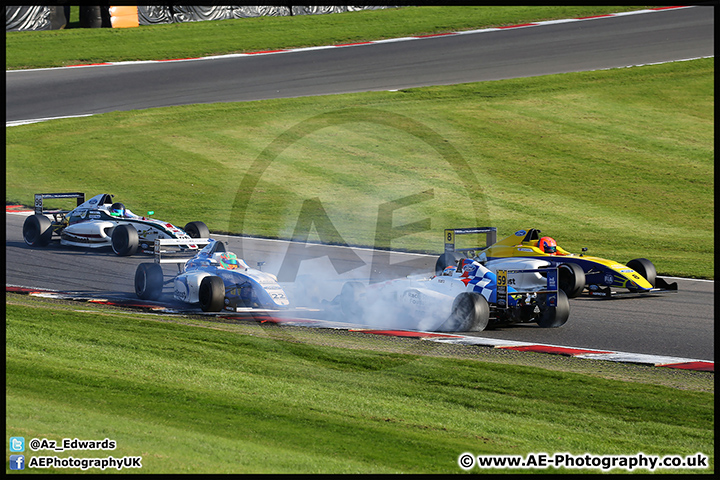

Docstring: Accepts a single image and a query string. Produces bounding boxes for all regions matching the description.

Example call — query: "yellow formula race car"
[436,227,678,298]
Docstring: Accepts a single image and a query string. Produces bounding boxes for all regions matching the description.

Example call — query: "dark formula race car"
[22,192,209,256]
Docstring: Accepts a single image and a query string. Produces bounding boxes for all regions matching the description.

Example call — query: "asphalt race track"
[6,6,714,123]
[6,7,714,362]
[6,212,714,361]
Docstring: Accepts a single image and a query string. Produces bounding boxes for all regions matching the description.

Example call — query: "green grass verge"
[6,59,714,279]
[7,6,651,70]
[5,294,714,474]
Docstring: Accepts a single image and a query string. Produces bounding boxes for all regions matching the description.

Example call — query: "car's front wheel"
[184,221,209,239]
[23,214,52,247]
[135,263,163,300]
[626,258,656,288]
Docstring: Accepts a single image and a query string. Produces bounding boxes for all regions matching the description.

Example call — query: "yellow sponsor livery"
[487,228,653,291]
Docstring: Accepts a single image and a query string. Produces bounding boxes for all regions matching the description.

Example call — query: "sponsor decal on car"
[548,271,557,290]
[174,278,189,301]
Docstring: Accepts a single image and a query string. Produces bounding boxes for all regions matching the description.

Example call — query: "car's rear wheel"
[135,263,163,300]
[184,221,209,239]
[340,281,366,319]
[558,262,585,298]
[626,258,656,288]
[537,290,570,328]
[438,292,490,332]
[199,275,225,312]
[23,214,52,247]
[435,252,462,276]
[111,224,139,256]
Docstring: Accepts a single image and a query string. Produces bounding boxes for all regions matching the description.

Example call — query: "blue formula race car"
[134,238,289,312]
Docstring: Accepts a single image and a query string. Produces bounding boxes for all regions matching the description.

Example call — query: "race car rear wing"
[34,192,85,215]
[151,237,212,265]
[443,227,497,255]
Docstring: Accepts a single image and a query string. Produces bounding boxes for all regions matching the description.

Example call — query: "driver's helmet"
[109,202,125,217]
[219,253,241,270]
[442,265,457,276]
[538,236,557,254]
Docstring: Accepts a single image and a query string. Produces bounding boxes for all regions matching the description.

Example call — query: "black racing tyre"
[340,281,366,319]
[199,275,225,312]
[438,292,490,332]
[23,214,53,247]
[558,263,585,298]
[537,290,570,328]
[435,252,462,276]
[135,263,164,300]
[111,224,139,256]
[626,258,656,288]
[184,221,209,239]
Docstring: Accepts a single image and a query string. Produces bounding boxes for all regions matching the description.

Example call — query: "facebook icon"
[10,455,25,470]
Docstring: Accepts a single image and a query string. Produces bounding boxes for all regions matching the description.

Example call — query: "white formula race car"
[22,192,209,256]
[339,256,569,332]
[134,238,290,312]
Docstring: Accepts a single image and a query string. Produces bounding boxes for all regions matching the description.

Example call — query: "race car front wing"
[585,276,679,298]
